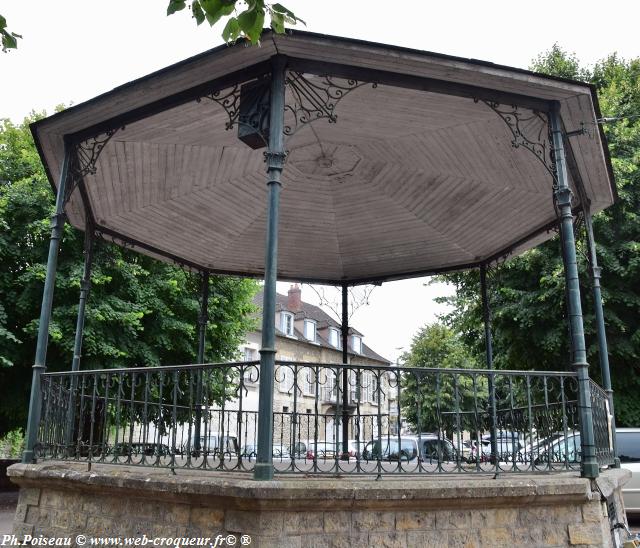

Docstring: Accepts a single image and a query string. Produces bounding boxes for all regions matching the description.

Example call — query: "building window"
[302,367,315,396]
[243,347,258,361]
[351,335,362,354]
[242,347,259,383]
[281,312,294,336]
[324,371,337,402]
[360,371,378,404]
[304,319,316,342]
[328,327,340,348]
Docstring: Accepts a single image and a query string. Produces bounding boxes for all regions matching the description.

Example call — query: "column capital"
[50,212,67,230]
[554,186,573,208]
[264,150,287,171]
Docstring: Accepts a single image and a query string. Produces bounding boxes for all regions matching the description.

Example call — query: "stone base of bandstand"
[7,463,631,548]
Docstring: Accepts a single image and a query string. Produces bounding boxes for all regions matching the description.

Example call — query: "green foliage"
[400,323,484,433]
[0,428,24,458]
[0,114,259,435]
[0,13,21,52]
[437,46,640,427]
[530,43,590,81]
[167,0,304,44]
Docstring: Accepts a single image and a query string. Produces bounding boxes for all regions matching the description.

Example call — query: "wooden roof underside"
[32,31,615,285]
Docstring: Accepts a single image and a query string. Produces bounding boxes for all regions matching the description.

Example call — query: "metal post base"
[21,449,35,464]
[253,463,274,481]
[581,462,599,479]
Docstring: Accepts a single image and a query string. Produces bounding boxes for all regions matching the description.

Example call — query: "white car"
[617,428,640,515]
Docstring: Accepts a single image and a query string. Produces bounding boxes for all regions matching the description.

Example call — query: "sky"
[2,0,639,363]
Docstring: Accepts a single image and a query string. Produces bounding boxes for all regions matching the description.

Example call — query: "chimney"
[287,284,302,312]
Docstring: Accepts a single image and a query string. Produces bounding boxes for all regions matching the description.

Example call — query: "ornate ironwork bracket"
[65,127,122,204]
[283,72,377,136]
[475,99,556,181]
[198,73,377,140]
[197,84,242,131]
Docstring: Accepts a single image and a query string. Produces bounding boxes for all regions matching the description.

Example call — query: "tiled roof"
[253,290,390,364]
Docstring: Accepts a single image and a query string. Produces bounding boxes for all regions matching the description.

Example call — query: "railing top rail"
[42,360,578,379]
[41,360,261,377]
[589,379,609,398]
[272,361,579,378]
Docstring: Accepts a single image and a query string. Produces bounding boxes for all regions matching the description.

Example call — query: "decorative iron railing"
[590,380,616,467]
[35,361,615,475]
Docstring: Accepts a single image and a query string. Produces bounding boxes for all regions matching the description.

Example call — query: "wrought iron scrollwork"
[200,74,377,139]
[284,72,377,136]
[197,84,242,131]
[65,127,122,204]
[476,99,556,181]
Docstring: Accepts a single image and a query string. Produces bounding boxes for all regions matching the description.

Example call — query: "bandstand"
[8,31,630,547]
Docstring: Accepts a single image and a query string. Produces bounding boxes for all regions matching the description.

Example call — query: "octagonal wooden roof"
[32,31,615,285]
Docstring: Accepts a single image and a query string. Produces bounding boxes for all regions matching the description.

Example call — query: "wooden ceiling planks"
[31,31,615,284]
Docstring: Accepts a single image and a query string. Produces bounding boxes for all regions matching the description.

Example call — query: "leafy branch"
[167,0,305,44]
[0,14,22,52]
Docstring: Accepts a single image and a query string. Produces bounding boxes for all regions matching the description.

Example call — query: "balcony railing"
[34,360,616,476]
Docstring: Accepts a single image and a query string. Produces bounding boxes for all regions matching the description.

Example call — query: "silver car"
[617,428,640,515]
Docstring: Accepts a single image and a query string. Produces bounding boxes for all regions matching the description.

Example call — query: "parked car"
[453,438,475,459]
[417,435,458,462]
[617,428,640,515]
[362,437,418,461]
[290,439,361,459]
[305,441,337,460]
[534,433,581,465]
[468,434,524,463]
[112,442,170,457]
[522,432,567,463]
[193,434,239,457]
[346,439,364,459]
[272,444,290,459]
[241,444,290,460]
[362,435,458,462]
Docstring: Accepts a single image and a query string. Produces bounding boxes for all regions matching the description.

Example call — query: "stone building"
[239,285,393,445]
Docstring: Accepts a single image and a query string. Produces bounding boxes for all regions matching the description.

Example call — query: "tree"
[0,113,259,434]
[167,0,303,43]
[1,2,302,54]
[0,14,20,52]
[436,47,640,427]
[399,323,485,435]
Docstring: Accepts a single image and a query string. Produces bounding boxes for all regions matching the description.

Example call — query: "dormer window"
[304,319,317,342]
[281,312,294,336]
[351,335,362,354]
[328,327,340,348]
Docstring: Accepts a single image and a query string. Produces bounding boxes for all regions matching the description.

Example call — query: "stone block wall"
[8,464,630,548]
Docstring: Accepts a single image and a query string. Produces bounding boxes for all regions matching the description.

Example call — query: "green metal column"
[480,265,494,369]
[65,224,94,448]
[71,225,94,372]
[341,283,349,459]
[194,271,209,453]
[549,104,599,478]
[23,145,72,463]
[254,55,287,481]
[584,207,619,466]
[480,264,498,465]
